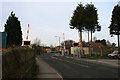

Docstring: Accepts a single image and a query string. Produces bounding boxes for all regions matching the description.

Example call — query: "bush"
[81,54,90,58]
[2,47,38,79]
[91,54,101,58]
[32,45,44,55]
[81,53,107,58]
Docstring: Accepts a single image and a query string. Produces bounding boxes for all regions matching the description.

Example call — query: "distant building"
[71,47,90,56]
[46,48,52,52]
[71,43,106,57]
[41,46,52,53]
[55,46,60,51]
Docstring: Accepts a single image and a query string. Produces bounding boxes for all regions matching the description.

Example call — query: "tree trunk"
[100,47,103,56]
[90,31,93,56]
[118,35,120,54]
[78,30,83,55]
[88,31,90,56]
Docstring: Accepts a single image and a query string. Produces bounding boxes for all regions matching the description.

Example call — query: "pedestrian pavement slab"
[36,56,62,78]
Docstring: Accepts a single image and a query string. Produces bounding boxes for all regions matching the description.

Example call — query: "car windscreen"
[112,51,118,54]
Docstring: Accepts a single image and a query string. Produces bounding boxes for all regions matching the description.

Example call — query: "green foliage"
[111,43,116,47]
[50,45,56,51]
[70,3,100,55]
[4,11,22,46]
[95,39,107,46]
[109,5,120,35]
[81,54,90,58]
[91,53,101,57]
[70,3,101,32]
[70,3,85,31]
[61,40,74,54]
[82,40,88,47]
[32,44,43,54]
[81,53,107,58]
[61,40,74,49]
[84,3,101,32]
[32,38,44,54]
[81,54,101,58]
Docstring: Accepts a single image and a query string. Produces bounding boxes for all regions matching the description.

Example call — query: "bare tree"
[32,38,42,54]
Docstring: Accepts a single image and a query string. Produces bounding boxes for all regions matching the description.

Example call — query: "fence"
[93,46,114,57]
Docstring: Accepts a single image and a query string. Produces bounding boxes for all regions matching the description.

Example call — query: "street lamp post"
[55,36,60,51]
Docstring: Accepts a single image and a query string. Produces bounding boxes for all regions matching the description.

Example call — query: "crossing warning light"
[72,42,79,47]
[23,40,31,46]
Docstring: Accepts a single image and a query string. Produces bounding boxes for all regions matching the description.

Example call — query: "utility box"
[0,32,7,48]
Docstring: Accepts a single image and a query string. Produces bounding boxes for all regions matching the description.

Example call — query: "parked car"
[117,54,120,58]
[108,51,118,59]
[50,51,54,53]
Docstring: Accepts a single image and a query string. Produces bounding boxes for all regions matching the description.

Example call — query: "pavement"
[36,56,63,79]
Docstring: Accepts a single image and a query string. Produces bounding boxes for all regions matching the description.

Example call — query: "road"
[37,53,119,79]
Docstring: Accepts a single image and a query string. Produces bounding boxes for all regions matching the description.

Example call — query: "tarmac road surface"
[37,53,119,80]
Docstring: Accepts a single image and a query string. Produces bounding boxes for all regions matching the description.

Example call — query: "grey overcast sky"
[0,0,119,46]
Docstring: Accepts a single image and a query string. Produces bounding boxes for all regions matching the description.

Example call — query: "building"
[71,47,90,56]
[41,46,52,53]
[46,48,52,52]
[0,32,7,49]
[55,46,60,51]
[71,43,106,57]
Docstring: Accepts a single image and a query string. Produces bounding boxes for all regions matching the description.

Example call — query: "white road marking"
[56,72,63,79]
[46,56,63,79]
[98,61,102,62]
[51,56,89,68]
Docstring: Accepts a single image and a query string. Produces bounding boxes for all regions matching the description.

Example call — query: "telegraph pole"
[55,36,61,51]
